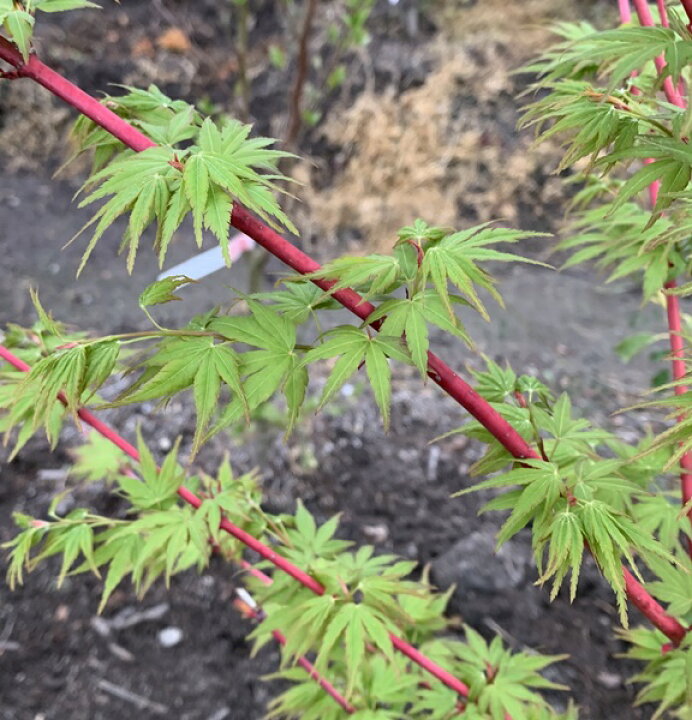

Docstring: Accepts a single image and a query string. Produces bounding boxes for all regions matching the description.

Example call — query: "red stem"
[234,598,356,714]
[631,0,686,107]
[0,37,686,643]
[231,205,537,461]
[680,0,692,27]
[658,0,670,26]
[0,35,536,464]
[664,280,692,543]
[619,0,633,23]
[0,344,472,696]
[627,1,692,554]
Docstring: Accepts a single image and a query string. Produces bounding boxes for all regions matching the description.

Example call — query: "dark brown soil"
[0,1,676,719]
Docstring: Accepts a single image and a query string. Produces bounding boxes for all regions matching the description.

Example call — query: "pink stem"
[234,598,356,714]
[619,0,633,22]
[664,281,692,541]
[0,344,473,696]
[680,0,692,26]
[274,627,356,713]
[0,38,687,643]
[237,563,477,714]
[631,0,686,107]
[626,0,692,554]
[240,559,273,585]
[658,0,670,26]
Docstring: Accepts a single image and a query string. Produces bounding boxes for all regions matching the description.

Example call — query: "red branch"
[680,0,692,28]
[628,0,692,552]
[631,0,685,107]
[0,35,537,466]
[0,344,472,697]
[234,595,356,714]
[619,0,633,22]
[0,36,687,644]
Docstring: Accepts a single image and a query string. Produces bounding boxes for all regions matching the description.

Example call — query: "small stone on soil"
[157,626,184,648]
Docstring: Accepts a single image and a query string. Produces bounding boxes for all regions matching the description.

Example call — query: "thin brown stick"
[285,0,318,146]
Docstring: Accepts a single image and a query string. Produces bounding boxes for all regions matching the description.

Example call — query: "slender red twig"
[664,279,692,544]
[658,0,670,26]
[628,0,692,553]
[0,343,473,696]
[631,0,685,107]
[680,0,692,27]
[619,0,633,22]
[233,593,356,714]
[0,37,686,644]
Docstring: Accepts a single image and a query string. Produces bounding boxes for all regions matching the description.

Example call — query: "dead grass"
[0,81,70,171]
[430,0,578,45]
[300,36,563,253]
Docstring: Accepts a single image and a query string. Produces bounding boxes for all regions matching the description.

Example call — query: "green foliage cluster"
[1,219,544,458]
[0,0,98,61]
[2,425,572,719]
[67,85,296,275]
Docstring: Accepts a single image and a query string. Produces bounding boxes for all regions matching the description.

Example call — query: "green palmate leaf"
[558,200,687,303]
[70,431,126,484]
[617,628,692,720]
[203,302,311,435]
[315,604,394,697]
[303,254,404,299]
[55,523,97,586]
[70,106,295,273]
[577,500,676,626]
[645,555,692,619]
[252,281,340,324]
[5,338,120,446]
[397,218,450,246]
[117,431,183,510]
[420,631,569,720]
[114,336,246,452]
[536,509,585,602]
[3,9,35,62]
[303,326,409,428]
[34,0,100,11]
[139,275,196,308]
[74,147,177,275]
[252,589,398,699]
[421,225,548,322]
[471,359,517,403]
[2,516,48,589]
[631,492,691,553]
[83,340,120,394]
[366,290,472,378]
